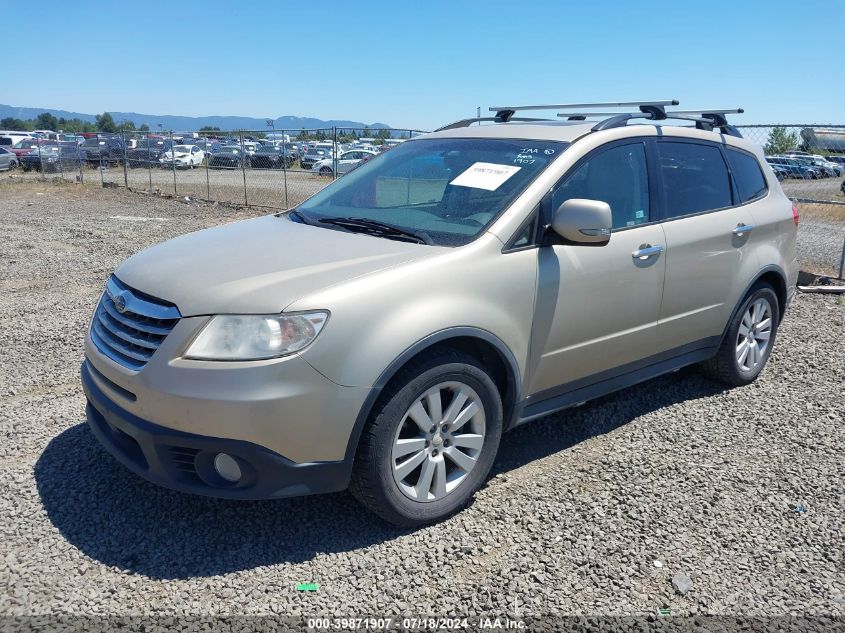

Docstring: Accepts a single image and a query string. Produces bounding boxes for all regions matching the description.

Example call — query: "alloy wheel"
[736,298,773,372]
[391,381,486,502]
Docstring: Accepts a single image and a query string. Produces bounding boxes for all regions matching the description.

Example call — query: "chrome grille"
[90,276,180,370]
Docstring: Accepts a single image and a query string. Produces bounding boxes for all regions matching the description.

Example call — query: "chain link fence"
[17,123,845,279]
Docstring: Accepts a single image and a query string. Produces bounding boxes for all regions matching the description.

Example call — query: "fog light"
[213,453,242,483]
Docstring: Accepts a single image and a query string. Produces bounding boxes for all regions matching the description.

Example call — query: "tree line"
[0,112,151,134]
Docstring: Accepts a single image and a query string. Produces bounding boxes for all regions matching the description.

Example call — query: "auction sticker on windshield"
[450,162,521,191]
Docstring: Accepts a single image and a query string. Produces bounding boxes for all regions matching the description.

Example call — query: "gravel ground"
[1,181,844,621]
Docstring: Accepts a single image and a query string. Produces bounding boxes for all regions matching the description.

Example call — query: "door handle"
[631,244,665,260]
[732,223,755,237]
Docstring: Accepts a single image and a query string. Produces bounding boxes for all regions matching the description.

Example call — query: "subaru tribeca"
[82,101,798,526]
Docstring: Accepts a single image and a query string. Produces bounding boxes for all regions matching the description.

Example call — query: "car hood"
[114,214,436,316]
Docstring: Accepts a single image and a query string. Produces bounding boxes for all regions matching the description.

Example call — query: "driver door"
[527,140,666,397]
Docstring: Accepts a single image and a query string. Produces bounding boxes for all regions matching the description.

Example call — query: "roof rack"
[488,100,679,123]
[436,101,744,138]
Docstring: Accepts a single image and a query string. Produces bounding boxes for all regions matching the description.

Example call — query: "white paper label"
[449,162,521,191]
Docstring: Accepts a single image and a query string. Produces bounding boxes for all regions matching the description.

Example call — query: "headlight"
[184,312,328,361]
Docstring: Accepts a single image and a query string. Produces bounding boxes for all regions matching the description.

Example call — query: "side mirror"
[550,198,612,245]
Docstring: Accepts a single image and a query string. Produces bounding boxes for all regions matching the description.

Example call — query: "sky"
[1,0,842,130]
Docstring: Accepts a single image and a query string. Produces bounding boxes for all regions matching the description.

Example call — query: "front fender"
[291,237,538,394]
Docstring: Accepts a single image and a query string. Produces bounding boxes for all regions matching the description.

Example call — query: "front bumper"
[82,361,352,499]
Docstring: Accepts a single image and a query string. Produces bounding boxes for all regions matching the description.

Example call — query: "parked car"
[83,135,127,166]
[159,145,205,169]
[127,139,172,167]
[8,137,42,159]
[191,139,222,156]
[0,147,18,171]
[0,132,34,147]
[784,153,840,177]
[81,104,798,526]
[300,147,332,169]
[208,146,243,169]
[20,145,61,172]
[249,146,294,169]
[766,157,816,179]
[768,163,789,181]
[311,149,377,176]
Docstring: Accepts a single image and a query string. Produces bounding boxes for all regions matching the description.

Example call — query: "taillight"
[792,204,800,226]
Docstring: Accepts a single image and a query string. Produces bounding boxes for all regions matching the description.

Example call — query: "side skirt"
[514,337,720,425]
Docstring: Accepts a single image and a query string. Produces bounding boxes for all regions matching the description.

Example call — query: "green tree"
[199,125,221,133]
[35,112,59,130]
[119,120,136,131]
[1,117,27,130]
[764,127,797,155]
[139,124,150,132]
[95,112,117,133]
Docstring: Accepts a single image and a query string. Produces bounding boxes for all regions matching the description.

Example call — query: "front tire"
[350,350,503,527]
[701,283,779,386]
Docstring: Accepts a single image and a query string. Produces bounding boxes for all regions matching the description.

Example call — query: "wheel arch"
[343,328,521,464]
[720,264,788,345]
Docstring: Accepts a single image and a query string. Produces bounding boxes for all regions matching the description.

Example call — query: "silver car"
[311,149,378,176]
[0,147,18,171]
[82,101,798,526]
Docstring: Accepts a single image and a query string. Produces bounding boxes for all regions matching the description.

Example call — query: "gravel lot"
[1,181,843,621]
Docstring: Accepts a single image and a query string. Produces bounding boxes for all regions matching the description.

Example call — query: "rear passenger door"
[655,140,763,352]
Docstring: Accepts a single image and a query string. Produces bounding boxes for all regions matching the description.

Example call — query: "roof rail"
[434,116,552,132]
[587,106,744,138]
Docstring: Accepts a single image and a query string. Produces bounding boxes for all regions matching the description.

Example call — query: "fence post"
[838,235,845,281]
[240,130,248,206]
[99,140,104,187]
[57,136,65,182]
[148,136,152,191]
[77,140,83,184]
[282,128,289,209]
[122,131,128,188]
[37,141,43,180]
[332,127,338,181]
[205,139,210,202]
[170,131,176,195]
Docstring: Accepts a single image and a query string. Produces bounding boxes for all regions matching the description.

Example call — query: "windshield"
[13,139,36,148]
[297,138,566,247]
[84,138,104,146]
[172,145,191,152]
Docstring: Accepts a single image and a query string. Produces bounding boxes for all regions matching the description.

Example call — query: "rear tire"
[319,166,333,177]
[701,283,779,386]
[350,350,503,527]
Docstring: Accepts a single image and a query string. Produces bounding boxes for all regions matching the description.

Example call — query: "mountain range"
[0,104,393,132]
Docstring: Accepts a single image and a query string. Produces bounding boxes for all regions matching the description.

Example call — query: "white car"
[159,145,205,168]
[311,149,377,176]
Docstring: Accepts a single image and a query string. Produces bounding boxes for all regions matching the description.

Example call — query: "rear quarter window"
[726,148,768,203]
[657,142,732,218]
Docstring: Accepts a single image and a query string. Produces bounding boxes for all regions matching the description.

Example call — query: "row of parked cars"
[765,152,845,180]
[0,131,396,176]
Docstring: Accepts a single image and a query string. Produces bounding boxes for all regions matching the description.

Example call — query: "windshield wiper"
[317,216,431,245]
[286,209,315,225]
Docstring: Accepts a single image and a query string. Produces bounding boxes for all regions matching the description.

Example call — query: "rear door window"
[726,148,767,203]
[656,142,732,218]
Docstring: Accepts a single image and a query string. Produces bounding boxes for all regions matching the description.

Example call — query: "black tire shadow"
[35,366,725,580]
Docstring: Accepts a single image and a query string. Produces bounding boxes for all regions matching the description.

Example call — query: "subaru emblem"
[113,291,129,313]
